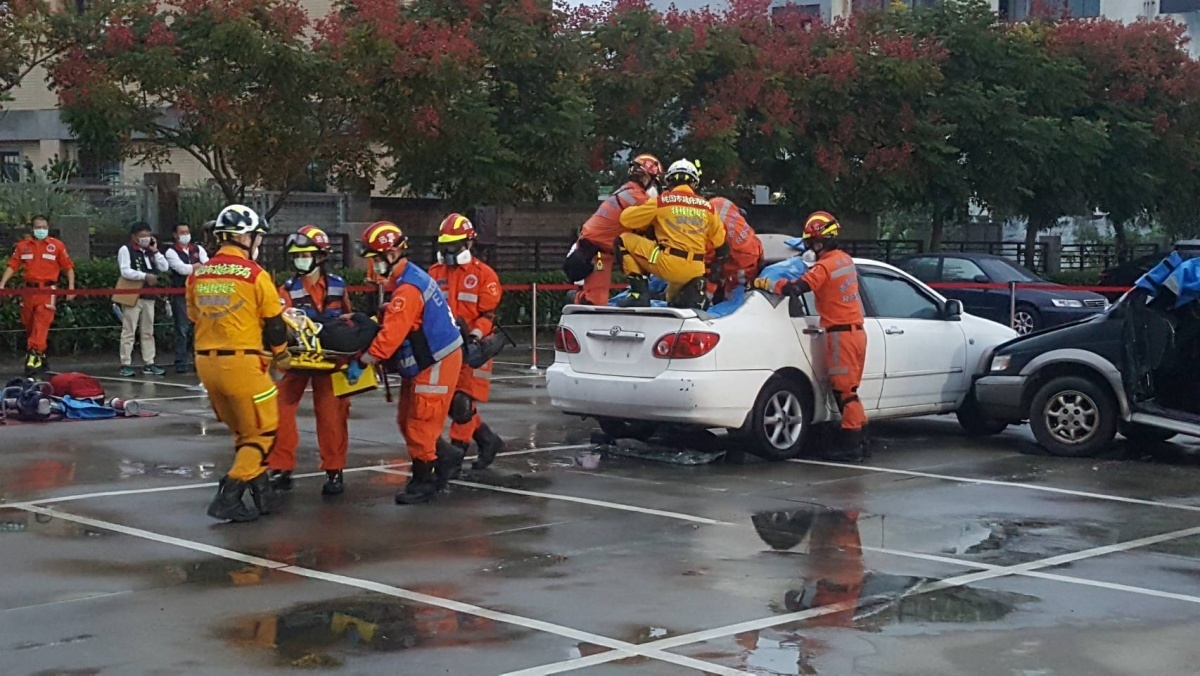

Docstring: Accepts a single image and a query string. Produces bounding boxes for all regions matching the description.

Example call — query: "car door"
[789,290,885,413]
[858,267,970,411]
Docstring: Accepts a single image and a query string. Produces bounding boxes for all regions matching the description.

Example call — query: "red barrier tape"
[0,282,592,299]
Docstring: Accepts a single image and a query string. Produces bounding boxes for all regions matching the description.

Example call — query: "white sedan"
[547,250,1018,460]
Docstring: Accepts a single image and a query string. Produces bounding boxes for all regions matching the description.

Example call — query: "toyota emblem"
[609,325,621,336]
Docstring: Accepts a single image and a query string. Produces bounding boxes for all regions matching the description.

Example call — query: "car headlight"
[1051,298,1084,308]
[990,354,1012,373]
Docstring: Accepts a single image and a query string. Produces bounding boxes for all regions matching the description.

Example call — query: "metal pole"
[1009,281,1018,331]
[529,282,539,371]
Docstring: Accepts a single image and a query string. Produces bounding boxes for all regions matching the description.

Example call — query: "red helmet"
[286,225,330,254]
[359,221,408,258]
[437,213,476,244]
[628,153,663,181]
[802,211,840,240]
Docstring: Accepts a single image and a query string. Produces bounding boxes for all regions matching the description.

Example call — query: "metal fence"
[1059,243,1161,271]
[941,240,1050,272]
[256,232,354,271]
[840,239,925,264]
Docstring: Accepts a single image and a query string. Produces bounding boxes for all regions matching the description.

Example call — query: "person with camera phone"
[116,222,169,376]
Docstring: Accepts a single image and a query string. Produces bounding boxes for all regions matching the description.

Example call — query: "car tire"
[1119,422,1176,445]
[956,392,1008,437]
[596,418,657,442]
[747,375,813,461]
[1012,303,1041,336]
[1029,375,1118,458]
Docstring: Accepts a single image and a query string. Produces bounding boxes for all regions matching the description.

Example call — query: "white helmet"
[665,159,701,187]
[213,204,267,235]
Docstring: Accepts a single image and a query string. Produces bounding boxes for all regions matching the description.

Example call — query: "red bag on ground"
[48,372,106,401]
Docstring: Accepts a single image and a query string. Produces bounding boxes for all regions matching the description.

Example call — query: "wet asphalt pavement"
[5,356,1200,675]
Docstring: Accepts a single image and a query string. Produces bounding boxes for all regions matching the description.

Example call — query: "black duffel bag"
[318,312,381,354]
[563,238,601,283]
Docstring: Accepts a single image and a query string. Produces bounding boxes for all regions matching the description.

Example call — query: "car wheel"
[956,392,1008,437]
[1029,375,1117,458]
[596,418,657,442]
[1012,304,1041,336]
[1119,422,1176,445]
[748,376,813,461]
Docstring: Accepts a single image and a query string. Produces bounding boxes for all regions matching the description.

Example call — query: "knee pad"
[449,391,475,424]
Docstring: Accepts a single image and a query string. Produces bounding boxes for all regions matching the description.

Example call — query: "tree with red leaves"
[49,0,371,217]
[0,0,62,109]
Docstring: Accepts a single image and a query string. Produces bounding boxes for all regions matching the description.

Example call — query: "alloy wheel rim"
[764,391,804,449]
[1044,390,1099,445]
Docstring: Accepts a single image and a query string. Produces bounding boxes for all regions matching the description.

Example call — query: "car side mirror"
[943,299,963,321]
[788,295,805,318]
[973,274,989,284]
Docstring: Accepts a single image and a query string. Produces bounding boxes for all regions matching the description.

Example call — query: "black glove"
[780,281,806,297]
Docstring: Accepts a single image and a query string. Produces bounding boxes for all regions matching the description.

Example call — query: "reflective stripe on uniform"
[472,368,492,379]
[458,292,478,303]
[717,200,734,224]
[288,286,307,299]
[429,359,442,385]
[41,254,56,261]
[252,386,278,403]
[414,384,448,394]
[828,333,847,375]
[649,247,662,264]
[831,264,857,279]
[20,254,33,260]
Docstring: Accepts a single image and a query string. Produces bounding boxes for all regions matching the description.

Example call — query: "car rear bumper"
[974,375,1027,422]
[546,363,774,429]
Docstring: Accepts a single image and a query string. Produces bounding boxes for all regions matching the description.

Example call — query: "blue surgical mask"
[32,228,48,241]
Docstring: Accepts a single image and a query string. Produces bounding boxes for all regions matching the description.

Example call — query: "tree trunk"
[1024,218,1040,270]
[929,210,945,252]
[1113,219,1129,263]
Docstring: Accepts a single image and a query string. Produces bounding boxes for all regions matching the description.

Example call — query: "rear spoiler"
[562,304,702,320]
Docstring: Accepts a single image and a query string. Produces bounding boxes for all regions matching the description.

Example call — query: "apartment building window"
[1160,0,1199,13]
[1067,0,1101,16]
[0,152,21,182]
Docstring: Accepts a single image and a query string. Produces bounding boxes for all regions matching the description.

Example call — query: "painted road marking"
[9,504,749,676]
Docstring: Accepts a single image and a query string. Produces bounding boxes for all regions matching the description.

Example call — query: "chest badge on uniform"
[46,244,56,253]
[464,274,478,289]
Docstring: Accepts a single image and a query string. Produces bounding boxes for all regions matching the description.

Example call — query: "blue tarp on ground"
[1135,252,1200,309]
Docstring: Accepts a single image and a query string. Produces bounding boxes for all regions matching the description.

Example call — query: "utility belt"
[24,281,56,288]
[658,245,705,262]
[196,349,267,358]
[826,323,864,332]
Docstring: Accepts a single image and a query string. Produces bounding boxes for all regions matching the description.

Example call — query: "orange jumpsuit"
[187,245,286,482]
[6,237,73,352]
[367,262,463,463]
[270,274,352,473]
[799,249,868,431]
[576,181,650,305]
[429,257,502,444]
[705,198,763,298]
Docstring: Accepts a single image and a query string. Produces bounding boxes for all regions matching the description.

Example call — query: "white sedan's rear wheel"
[748,376,813,461]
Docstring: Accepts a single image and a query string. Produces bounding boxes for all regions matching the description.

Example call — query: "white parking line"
[9,504,749,676]
[510,525,1200,675]
[135,394,209,403]
[89,376,203,390]
[789,458,1200,513]
[370,468,733,526]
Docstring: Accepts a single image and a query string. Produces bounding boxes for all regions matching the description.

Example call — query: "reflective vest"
[283,273,348,322]
[393,262,464,378]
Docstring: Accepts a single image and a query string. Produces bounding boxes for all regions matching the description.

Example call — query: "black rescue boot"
[321,470,345,496]
[616,275,651,308]
[269,470,293,492]
[248,472,276,516]
[436,438,466,490]
[471,424,505,470]
[669,277,706,310]
[821,428,866,463]
[395,459,438,505]
[207,477,259,522]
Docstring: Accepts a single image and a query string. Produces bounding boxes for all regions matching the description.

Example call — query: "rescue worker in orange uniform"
[566,154,662,305]
[0,215,76,377]
[188,204,290,522]
[428,213,506,470]
[705,196,763,304]
[268,225,352,497]
[346,222,464,505]
[616,159,730,308]
[754,211,868,461]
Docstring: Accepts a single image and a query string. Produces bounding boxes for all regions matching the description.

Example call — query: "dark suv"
[974,286,1200,457]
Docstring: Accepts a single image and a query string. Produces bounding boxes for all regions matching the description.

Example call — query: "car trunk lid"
[559,305,693,377]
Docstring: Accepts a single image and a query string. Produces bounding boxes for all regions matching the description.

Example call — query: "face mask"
[801,250,817,265]
[32,228,48,241]
[293,257,314,273]
[137,237,152,248]
[177,235,191,246]
[441,247,472,266]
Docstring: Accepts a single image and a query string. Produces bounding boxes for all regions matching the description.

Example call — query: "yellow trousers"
[196,353,279,482]
[618,232,706,301]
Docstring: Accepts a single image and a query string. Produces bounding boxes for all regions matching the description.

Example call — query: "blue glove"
[346,360,365,385]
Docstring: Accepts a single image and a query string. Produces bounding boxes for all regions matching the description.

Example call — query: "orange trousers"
[270,371,350,472]
[575,252,615,306]
[398,349,462,462]
[449,359,493,443]
[20,291,56,352]
[809,509,864,628]
[827,328,868,430]
[196,353,279,482]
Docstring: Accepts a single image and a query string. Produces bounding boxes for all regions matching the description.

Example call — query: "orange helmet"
[359,221,408,258]
[801,211,840,240]
[286,225,330,254]
[437,213,476,244]
[628,153,663,181]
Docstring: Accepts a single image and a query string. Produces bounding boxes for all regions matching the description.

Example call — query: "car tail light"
[554,326,580,353]
[653,331,720,359]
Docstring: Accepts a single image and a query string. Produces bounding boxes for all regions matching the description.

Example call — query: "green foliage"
[1043,269,1100,286]
[0,173,97,234]
[178,183,226,230]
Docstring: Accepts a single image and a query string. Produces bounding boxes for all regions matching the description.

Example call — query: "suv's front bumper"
[974,375,1028,422]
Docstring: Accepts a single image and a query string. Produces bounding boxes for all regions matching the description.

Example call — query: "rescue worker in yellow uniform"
[428,213,506,470]
[616,159,730,308]
[187,204,290,522]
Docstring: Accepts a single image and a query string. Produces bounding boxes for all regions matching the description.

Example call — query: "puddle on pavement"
[0,511,108,538]
[573,625,674,664]
[44,557,281,588]
[118,460,217,480]
[222,595,527,667]
[480,551,569,578]
[11,634,93,652]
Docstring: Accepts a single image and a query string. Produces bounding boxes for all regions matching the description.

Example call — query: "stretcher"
[282,309,378,398]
